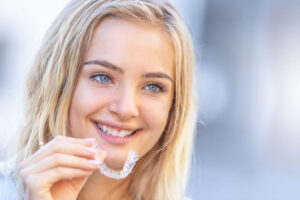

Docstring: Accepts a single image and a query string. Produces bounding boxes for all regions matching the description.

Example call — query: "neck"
[77,170,132,200]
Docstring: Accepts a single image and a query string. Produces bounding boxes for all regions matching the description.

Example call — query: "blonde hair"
[15,0,197,199]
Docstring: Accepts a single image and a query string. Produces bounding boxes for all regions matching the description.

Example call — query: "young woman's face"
[68,18,174,169]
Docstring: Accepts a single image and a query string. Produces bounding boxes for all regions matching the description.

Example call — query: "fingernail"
[83,138,96,146]
[88,160,102,166]
[86,147,97,154]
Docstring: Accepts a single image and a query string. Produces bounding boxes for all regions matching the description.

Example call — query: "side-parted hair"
[15,0,197,199]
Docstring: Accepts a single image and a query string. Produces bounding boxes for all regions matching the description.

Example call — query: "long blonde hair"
[15,0,197,199]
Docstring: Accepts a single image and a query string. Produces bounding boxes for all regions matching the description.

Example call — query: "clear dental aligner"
[98,150,139,179]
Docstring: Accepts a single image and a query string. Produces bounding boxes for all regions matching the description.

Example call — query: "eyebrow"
[83,59,173,82]
[141,72,172,82]
[83,60,124,73]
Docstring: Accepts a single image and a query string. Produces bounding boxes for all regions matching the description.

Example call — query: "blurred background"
[1,0,300,199]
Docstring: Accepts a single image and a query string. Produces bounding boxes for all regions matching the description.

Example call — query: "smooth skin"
[19,136,106,200]
[69,18,175,170]
[20,18,174,200]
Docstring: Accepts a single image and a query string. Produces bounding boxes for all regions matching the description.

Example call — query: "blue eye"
[91,73,112,83]
[145,83,164,93]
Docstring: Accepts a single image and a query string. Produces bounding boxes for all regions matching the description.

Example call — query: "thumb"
[71,149,108,193]
[51,172,93,200]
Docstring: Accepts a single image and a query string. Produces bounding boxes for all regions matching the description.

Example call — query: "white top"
[0,158,18,200]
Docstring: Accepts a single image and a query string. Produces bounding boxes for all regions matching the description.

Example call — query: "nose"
[108,86,139,121]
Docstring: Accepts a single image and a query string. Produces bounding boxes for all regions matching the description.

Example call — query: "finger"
[95,149,108,162]
[43,167,93,186]
[25,167,93,192]
[20,152,103,177]
[20,136,97,169]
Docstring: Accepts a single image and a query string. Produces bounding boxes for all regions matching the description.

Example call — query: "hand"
[19,136,106,200]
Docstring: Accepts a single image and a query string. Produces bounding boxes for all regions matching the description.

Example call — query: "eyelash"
[90,73,113,84]
[90,73,166,93]
[144,82,165,93]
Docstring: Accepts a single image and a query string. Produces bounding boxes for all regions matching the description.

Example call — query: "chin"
[104,150,131,170]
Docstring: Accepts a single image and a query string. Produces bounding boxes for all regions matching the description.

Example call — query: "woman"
[0,0,197,199]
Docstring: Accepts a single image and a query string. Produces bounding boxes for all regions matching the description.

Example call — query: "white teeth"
[103,125,107,132]
[97,123,134,137]
[112,129,117,136]
[119,130,126,137]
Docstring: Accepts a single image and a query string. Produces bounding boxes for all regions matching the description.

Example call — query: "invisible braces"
[98,150,139,179]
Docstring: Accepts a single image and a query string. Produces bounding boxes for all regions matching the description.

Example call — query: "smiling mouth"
[96,122,138,138]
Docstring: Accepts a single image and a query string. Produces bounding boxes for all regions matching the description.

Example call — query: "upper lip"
[93,120,139,132]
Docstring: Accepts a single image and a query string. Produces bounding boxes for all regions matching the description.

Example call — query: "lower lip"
[93,122,140,145]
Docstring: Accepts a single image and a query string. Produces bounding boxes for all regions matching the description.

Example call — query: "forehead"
[84,17,175,77]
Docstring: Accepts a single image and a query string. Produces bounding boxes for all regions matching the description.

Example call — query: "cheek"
[68,85,90,137]
[135,98,172,158]
[68,82,112,136]
[71,81,113,116]
[70,84,96,117]
[142,97,172,135]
